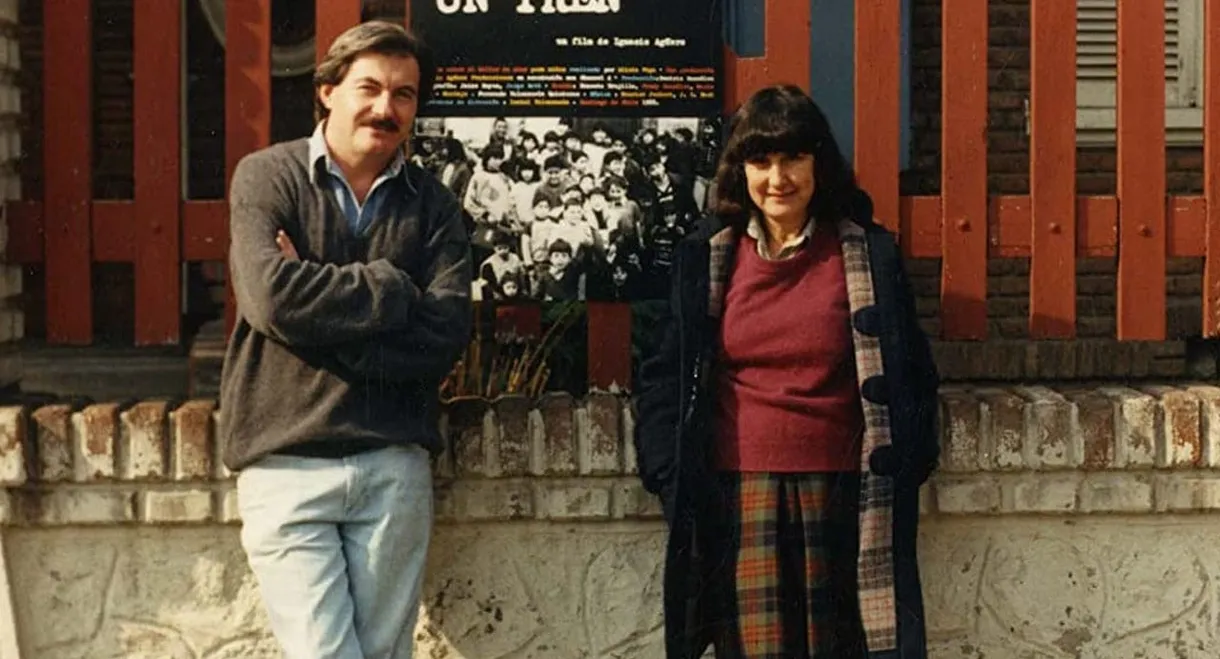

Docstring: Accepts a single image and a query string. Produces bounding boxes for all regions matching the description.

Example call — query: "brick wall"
[5,387,1220,525]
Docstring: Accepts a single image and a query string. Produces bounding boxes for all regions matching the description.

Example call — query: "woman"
[635,84,939,659]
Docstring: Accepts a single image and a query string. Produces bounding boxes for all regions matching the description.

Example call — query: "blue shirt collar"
[307,121,415,193]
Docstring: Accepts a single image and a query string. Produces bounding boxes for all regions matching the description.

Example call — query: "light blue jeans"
[237,445,433,659]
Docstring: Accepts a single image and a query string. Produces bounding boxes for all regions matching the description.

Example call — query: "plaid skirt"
[697,472,867,659]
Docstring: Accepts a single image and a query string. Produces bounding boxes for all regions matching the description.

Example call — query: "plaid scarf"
[706,219,897,653]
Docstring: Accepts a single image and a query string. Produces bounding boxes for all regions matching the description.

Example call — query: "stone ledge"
[0,383,1219,522]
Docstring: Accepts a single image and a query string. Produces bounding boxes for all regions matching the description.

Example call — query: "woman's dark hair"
[711,84,860,227]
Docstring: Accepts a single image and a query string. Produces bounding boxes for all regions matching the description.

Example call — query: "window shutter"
[1075,0,1200,109]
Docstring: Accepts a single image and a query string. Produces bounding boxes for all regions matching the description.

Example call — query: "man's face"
[319,53,420,166]
[545,168,564,185]
[573,156,590,174]
[494,244,511,259]
[612,266,628,286]
[611,140,627,153]
[607,158,626,177]
[589,192,607,210]
[502,280,519,297]
[486,156,503,173]
[650,162,666,181]
[565,136,582,152]
[533,200,551,218]
[519,167,537,183]
[550,251,571,268]
[607,183,625,201]
[493,119,508,137]
[592,129,608,145]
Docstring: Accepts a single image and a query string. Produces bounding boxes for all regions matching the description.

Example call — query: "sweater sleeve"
[332,192,474,384]
[227,152,421,347]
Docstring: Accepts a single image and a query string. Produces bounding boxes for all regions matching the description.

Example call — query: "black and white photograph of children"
[411,115,722,302]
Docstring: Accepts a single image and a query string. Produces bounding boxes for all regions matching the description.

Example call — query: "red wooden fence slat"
[854,0,901,233]
[900,196,941,258]
[1028,0,1077,338]
[1205,0,1220,335]
[1168,196,1206,259]
[1077,196,1118,258]
[93,201,135,262]
[939,1,988,340]
[990,196,1029,258]
[1115,0,1166,340]
[403,0,412,26]
[724,0,812,111]
[586,302,632,392]
[183,200,229,261]
[42,0,92,344]
[133,0,182,345]
[316,0,363,64]
[224,0,272,333]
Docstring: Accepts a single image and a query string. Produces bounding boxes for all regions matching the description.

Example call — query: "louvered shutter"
[1076,0,1202,109]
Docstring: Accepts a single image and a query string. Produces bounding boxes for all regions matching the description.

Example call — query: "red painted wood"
[1168,196,1207,259]
[854,0,901,233]
[1205,0,1220,335]
[900,196,941,259]
[183,200,228,261]
[224,0,272,334]
[1028,0,1077,338]
[724,0,811,112]
[42,0,93,344]
[939,1,988,339]
[316,0,363,63]
[586,302,632,392]
[92,201,135,263]
[1116,0,1166,339]
[1077,196,1119,258]
[133,0,182,344]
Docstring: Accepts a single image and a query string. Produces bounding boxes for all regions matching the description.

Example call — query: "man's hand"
[276,230,299,260]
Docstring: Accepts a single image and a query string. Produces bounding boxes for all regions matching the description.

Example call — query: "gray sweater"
[219,138,473,471]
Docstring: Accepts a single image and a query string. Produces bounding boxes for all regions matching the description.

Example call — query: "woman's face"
[743,152,815,224]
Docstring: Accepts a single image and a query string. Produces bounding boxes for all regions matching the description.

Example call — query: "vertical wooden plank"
[42,0,93,344]
[224,0,272,333]
[1028,0,1076,338]
[133,0,182,345]
[939,0,988,340]
[1115,0,1166,340]
[854,0,901,232]
[586,302,632,392]
[1204,0,1220,335]
[316,0,363,63]
[724,0,811,112]
[403,0,411,26]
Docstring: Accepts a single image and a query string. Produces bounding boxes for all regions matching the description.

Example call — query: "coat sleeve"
[633,248,685,498]
[889,234,941,483]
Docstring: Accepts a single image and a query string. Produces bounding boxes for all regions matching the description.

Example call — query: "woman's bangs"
[728,116,817,163]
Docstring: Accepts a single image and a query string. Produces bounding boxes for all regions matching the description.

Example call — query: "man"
[221,21,472,659]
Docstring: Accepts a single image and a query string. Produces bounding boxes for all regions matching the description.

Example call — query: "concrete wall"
[3,387,1220,657]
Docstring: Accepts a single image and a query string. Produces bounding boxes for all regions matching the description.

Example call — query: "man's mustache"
[364,118,399,132]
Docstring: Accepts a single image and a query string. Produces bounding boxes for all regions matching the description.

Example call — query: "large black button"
[852,305,884,337]
[861,375,889,405]
[869,445,897,476]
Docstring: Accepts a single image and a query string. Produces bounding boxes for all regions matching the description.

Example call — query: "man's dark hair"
[314,21,435,121]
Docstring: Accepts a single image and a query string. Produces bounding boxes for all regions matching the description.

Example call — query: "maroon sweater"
[712,230,865,472]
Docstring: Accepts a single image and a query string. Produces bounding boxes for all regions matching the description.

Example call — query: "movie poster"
[412,0,723,302]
